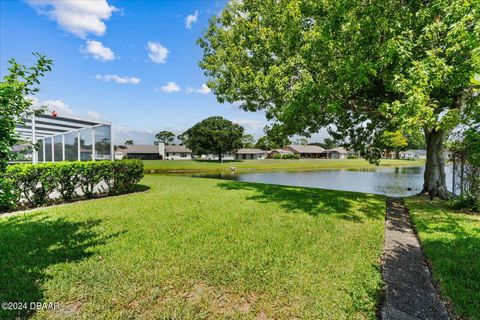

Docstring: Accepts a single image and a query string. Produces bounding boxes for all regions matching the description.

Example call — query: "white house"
[400,149,427,159]
[234,148,267,160]
[284,145,325,158]
[158,143,193,160]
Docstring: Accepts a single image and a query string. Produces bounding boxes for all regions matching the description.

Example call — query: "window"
[44,137,52,162]
[53,135,63,162]
[94,125,111,160]
[79,128,92,161]
[37,139,44,162]
[180,153,186,158]
[64,131,78,161]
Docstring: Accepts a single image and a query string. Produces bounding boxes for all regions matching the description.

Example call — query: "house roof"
[285,145,325,153]
[125,145,159,154]
[165,145,192,153]
[235,148,266,154]
[327,147,348,153]
[270,149,294,154]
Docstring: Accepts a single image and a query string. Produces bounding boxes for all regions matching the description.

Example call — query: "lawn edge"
[404,198,455,319]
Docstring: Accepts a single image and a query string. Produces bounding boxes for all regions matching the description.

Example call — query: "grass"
[407,197,480,319]
[1,175,386,319]
[143,158,423,173]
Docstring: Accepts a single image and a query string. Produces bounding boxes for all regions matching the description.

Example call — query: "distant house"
[400,150,427,159]
[199,153,234,161]
[268,149,294,157]
[159,143,193,160]
[119,145,162,160]
[324,147,350,159]
[234,148,267,160]
[284,145,325,158]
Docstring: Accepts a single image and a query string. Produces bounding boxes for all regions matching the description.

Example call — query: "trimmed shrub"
[103,159,144,195]
[78,161,106,198]
[282,153,300,159]
[347,155,358,159]
[272,154,282,159]
[11,163,59,207]
[56,162,81,201]
[0,160,145,213]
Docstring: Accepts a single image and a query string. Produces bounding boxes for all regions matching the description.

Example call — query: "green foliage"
[281,153,300,159]
[0,53,52,173]
[103,159,145,195]
[0,178,19,212]
[183,116,244,161]
[56,162,81,201]
[1,160,144,212]
[381,131,408,158]
[272,153,282,159]
[241,134,255,148]
[155,131,175,145]
[124,140,134,145]
[10,163,59,207]
[313,138,338,150]
[199,0,480,162]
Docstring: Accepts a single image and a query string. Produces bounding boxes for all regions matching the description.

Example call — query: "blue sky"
[1,0,328,144]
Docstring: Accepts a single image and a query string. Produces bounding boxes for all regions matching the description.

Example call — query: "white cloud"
[146,41,169,64]
[33,99,75,116]
[27,0,117,38]
[95,74,141,84]
[196,83,211,94]
[82,40,115,61]
[157,82,180,93]
[86,111,103,120]
[185,10,199,29]
[233,119,266,131]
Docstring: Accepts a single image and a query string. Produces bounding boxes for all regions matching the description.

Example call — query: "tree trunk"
[395,150,400,159]
[218,152,222,163]
[421,128,452,199]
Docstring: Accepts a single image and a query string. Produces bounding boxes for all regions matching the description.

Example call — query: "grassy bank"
[143,158,423,173]
[1,175,386,319]
[408,197,480,319]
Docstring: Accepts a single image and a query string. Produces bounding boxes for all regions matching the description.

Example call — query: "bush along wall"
[0,159,144,213]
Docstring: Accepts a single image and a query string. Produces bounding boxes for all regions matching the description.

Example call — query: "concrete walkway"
[381,197,450,320]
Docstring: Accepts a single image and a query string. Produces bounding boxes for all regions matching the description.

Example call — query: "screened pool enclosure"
[16,114,113,163]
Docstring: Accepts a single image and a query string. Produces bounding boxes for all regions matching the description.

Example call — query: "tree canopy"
[155,131,175,145]
[199,0,480,198]
[182,116,244,161]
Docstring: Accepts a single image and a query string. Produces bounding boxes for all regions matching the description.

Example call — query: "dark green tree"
[124,140,134,145]
[183,116,244,162]
[155,131,175,145]
[199,0,480,199]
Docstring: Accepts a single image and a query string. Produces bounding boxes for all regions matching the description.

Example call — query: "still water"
[187,166,453,197]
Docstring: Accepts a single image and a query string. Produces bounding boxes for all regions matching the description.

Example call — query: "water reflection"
[186,166,453,197]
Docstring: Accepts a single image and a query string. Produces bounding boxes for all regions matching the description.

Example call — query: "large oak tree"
[182,116,244,162]
[199,0,480,198]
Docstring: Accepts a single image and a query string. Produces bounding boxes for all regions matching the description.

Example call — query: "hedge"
[0,159,144,213]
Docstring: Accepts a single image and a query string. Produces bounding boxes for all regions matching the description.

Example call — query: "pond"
[185,166,454,197]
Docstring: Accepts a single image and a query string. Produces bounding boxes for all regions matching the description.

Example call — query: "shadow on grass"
[217,181,384,222]
[0,214,121,319]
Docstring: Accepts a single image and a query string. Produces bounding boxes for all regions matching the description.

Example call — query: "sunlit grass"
[408,197,480,319]
[1,175,386,319]
[143,158,424,173]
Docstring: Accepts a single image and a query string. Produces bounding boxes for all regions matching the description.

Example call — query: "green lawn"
[1,175,386,319]
[143,158,423,173]
[408,197,480,319]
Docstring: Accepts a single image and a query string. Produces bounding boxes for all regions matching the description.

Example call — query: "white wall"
[165,152,193,160]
